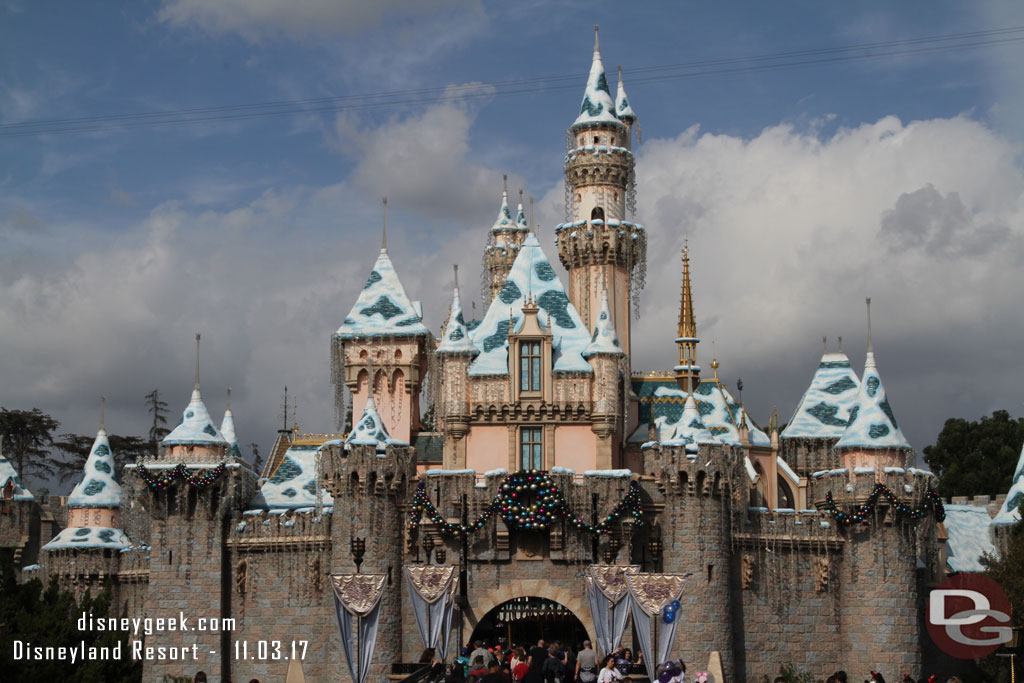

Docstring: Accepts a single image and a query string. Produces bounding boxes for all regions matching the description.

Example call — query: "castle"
[2,28,1020,683]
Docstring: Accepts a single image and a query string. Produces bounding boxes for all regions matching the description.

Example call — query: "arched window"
[591,207,605,221]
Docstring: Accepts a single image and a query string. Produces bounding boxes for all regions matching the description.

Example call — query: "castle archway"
[464,579,593,650]
[469,596,589,651]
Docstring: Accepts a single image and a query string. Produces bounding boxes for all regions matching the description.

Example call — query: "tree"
[0,407,60,485]
[923,410,1024,498]
[979,518,1024,682]
[144,389,170,451]
[52,433,149,484]
[250,442,262,475]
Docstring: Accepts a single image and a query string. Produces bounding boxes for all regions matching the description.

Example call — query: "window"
[591,207,605,221]
[520,341,541,392]
[520,428,543,470]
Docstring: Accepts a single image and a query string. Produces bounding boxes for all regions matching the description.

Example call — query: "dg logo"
[926,574,1013,659]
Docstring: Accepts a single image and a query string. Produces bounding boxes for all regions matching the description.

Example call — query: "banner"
[625,573,689,682]
[331,573,387,683]
[404,565,459,660]
[585,565,638,656]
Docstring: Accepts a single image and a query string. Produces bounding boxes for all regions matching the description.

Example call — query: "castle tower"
[484,180,529,302]
[436,265,478,469]
[557,26,645,358]
[220,388,242,460]
[139,335,255,683]
[0,434,37,569]
[584,289,626,468]
[675,243,700,392]
[332,202,432,443]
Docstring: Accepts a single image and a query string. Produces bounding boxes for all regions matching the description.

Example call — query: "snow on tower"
[220,388,242,460]
[0,437,33,502]
[484,179,529,302]
[162,335,229,462]
[436,265,477,468]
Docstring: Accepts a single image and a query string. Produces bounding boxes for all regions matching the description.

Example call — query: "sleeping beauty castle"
[2,28,1019,683]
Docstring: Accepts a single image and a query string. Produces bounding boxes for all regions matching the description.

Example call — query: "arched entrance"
[469,597,589,650]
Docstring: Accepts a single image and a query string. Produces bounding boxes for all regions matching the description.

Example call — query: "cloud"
[158,0,478,41]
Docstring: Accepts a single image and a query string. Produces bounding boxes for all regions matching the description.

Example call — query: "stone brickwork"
[0,499,38,566]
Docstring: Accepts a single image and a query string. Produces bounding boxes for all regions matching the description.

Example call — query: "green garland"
[824,483,945,526]
[136,462,226,490]
[409,470,643,536]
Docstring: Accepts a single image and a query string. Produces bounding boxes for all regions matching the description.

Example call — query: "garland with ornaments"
[409,470,643,536]
[823,483,945,526]
[136,462,227,490]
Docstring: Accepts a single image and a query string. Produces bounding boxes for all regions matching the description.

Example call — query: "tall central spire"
[194,333,201,392]
[674,242,701,391]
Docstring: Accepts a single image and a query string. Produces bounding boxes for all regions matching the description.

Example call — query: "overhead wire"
[2,24,1023,138]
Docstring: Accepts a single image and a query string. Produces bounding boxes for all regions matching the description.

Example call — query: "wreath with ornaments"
[136,462,227,490]
[823,483,945,526]
[409,470,643,536]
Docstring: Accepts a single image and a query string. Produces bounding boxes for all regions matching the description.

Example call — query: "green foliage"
[0,407,60,485]
[923,410,1024,498]
[979,518,1024,681]
[145,389,170,451]
[250,442,262,475]
[0,552,143,682]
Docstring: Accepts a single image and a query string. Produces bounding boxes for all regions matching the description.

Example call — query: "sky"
[3,0,1024,490]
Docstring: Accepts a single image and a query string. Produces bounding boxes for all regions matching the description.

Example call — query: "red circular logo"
[926,574,1012,659]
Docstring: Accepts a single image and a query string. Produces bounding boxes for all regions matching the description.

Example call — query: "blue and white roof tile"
[335,248,429,339]
[437,284,478,355]
[572,39,623,130]
[650,381,770,447]
[615,68,636,122]
[992,441,1024,526]
[163,389,229,447]
[468,234,592,376]
[656,395,722,452]
[0,448,33,501]
[43,526,130,551]
[515,201,529,230]
[220,406,242,459]
[782,352,861,440]
[942,504,998,573]
[345,396,408,452]
[835,352,912,451]
[257,444,334,509]
[583,290,624,357]
[68,428,123,509]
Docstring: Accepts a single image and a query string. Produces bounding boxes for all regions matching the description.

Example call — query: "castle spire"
[516,189,528,229]
[615,64,636,123]
[381,196,388,252]
[194,332,201,393]
[438,265,478,355]
[491,177,513,231]
[99,395,106,433]
[572,26,620,130]
[866,297,874,357]
[674,242,700,391]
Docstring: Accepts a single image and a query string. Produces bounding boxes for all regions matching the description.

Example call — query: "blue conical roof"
[658,395,721,452]
[583,290,624,357]
[835,352,911,451]
[572,33,623,130]
[615,67,636,122]
[68,427,123,509]
[335,248,429,339]
[490,189,516,232]
[782,351,861,440]
[220,404,242,459]
[163,388,229,447]
[438,282,478,355]
[345,396,408,453]
[515,200,529,230]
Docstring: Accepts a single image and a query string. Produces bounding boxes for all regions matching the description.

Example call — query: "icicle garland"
[409,470,643,537]
[136,462,226,490]
[823,484,945,525]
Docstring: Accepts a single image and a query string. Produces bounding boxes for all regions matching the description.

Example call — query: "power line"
[3,24,1022,138]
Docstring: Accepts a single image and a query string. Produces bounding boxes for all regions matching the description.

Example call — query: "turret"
[557,26,645,359]
[332,199,432,444]
[484,180,530,302]
[436,265,477,468]
[220,388,242,460]
[584,289,626,467]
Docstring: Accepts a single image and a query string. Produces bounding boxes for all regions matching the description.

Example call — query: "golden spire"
[674,241,701,392]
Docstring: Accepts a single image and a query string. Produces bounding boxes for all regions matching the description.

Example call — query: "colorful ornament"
[136,462,227,490]
[823,483,945,526]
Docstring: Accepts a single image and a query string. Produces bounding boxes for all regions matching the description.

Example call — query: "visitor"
[870,673,887,683]
[614,649,633,677]
[835,672,848,683]
[542,646,560,683]
[564,643,577,681]
[510,646,524,672]
[483,660,510,683]
[523,639,548,683]
[470,655,488,681]
[446,662,468,683]
[513,650,530,681]
[420,648,438,663]
[576,640,599,683]
[597,656,623,683]
[472,641,496,667]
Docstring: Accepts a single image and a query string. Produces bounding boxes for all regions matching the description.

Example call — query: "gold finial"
[292,397,298,434]
[381,196,388,251]
[194,333,201,391]
[100,396,105,431]
[675,239,699,392]
[710,341,720,380]
[594,24,600,52]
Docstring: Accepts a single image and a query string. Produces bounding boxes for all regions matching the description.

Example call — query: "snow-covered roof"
[334,248,429,339]
[437,282,478,355]
[992,441,1024,526]
[490,189,524,233]
[515,200,529,230]
[572,35,623,131]
[0,444,33,501]
[43,526,130,551]
[943,504,998,572]
[345,396,408,452]
[652,381,770,447]
[163,388,229,447]
[835,352,912,451]
[615,67,636,122]
[468,233,592,376]
[659,395,722,452]
[782,351,861,440]
[68,428,123,509]
[583,290,624,357]
[220,405,242,459]
[255,443,334,509]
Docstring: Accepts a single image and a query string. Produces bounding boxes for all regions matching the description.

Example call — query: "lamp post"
[423,534,435,564]
[350,536,366,574]
[435,547,446,564]
[608,536,621,562]
[648,537,663,573]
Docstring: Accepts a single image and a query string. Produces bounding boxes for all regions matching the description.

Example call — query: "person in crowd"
[597,656,623,683]
[482,660,509,683]
[615,649,633,677]
[563,643,577,681]
[523,639,548,683]
[835,672,848,683]
[825,677,837,683]
[512,650,530,682]
[576,640,599,683]
[869,673,887,683]
[472,641,496,667]
[542,645,561,683]
[470,655,488,681]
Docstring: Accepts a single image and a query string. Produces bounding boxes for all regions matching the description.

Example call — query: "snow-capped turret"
[490,184,515,232]
[615,65,636,123]
[515,194,529,230]
[835,300,911,452]
[163,335,229,448]
[345,395,408,453]
[0,436,34,501]
[572,25,623,131]
[438,265,478,355]
[992,440,1024,526]
[220,388,242,459]
[68,400,122,509]
[583,289,624,357]
[781,343,861,440]
[485,180,531,302]
[658,395,721,452]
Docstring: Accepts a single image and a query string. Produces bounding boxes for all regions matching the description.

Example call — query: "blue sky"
[3,1,1024,488]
